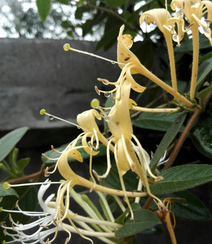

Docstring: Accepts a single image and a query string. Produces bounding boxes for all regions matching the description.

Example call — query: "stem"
[165,35,178,91]
[190,24,199,101]
[164,212,177,244]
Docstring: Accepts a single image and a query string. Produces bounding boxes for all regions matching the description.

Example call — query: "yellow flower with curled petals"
[140,9,180,91]
[171,0,212,45]
[105,69,164,219]
[171,0,212,100]
[117,25,193,107]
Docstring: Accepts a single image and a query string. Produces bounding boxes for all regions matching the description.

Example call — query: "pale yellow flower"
[171,0,212,45]
[116,25,193,107]
[140,9,182,90]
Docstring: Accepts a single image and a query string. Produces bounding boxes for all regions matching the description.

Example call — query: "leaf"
[132,40,154,70]
[36,0,51,21]
[190,99,212,159]
[0,183,18,198]
[196,57,212,91]
[0,127,28,162]
[133,111,185,132]
[197,86,212,99]
[150,164,212,194]
[93,156,138,191]
[166,191,212,221]
[115,209,161,237]
[55,0,69,5]
[175,34,211,52]
[149,112,187,171]
[16,158,30,170]
[105,0,127,8]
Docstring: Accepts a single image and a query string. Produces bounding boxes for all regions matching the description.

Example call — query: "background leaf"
[36,0,51,21]
[150,164,212,194]
[0,127,28,162]
[196,57,212,91]
[149,112,187,170]
[133,111,185,132]
[190,99,212,159]
[165,191,212,221]
[115,209,161,237]
[0,183,18,198]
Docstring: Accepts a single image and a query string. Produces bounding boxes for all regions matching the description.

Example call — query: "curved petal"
[81,132,99,156]
[117,25,143,74]
[108,79,133,140]
[171,0,201,22]
[77,109,102,133]
[140,8,171,33]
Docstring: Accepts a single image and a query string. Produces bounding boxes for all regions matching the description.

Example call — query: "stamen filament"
[63,43,125,66]
[40,109,88,131]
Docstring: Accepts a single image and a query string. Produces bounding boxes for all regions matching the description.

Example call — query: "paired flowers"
[1,1,212,243]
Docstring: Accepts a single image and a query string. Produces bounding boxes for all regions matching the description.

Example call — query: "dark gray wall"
[0,38,120,131]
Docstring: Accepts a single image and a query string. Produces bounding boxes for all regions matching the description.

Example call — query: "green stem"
[190,24,199,101]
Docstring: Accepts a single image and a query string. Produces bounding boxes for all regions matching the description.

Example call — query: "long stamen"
[40,109,88,132]
[2,180,60,190]
[63,43,125,66]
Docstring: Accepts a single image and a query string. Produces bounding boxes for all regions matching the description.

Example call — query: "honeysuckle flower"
[54,147,147,199]
[1,180,66,244]
[95,66,164,219]
[1,180,123,244]
[117,25,193,107]
[171,0,212,100]
[171,0,212,44]
[140,8,185,91]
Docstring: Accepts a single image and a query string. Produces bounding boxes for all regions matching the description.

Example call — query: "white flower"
[1,180,60,244]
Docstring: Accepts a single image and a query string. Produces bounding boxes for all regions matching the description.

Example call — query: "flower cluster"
[1,1,211,244]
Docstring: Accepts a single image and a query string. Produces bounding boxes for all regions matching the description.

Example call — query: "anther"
[63,43,71,51]
[97,78,110,85]
[95,86,101,96]
[2,182,10,190]
[90,98,100,108]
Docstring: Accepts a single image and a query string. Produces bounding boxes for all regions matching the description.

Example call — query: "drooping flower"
[1,180,63,244]
[140,8,185,91]
[171,0,212,100]
[116,25,193,107]
[171,0,212,44]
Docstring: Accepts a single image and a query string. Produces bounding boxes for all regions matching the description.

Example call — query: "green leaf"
[149,112,187,170]
[105,0,127,8]
[0,183,18,198]
[36,0,51,21]
[190,99,212,159]
[166,191,212,221]
[133,111,185,132]
[16,158,30,170]
[196,57,212,91]
[150,164,212,194]
[0,127,28,162]
[93,156,138,191]
[115,209,161,237]
[96,25,120,51]
[132,40,154,70]
[55,0,69,5]
[175,35,211,52]
[197,86,212,99]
